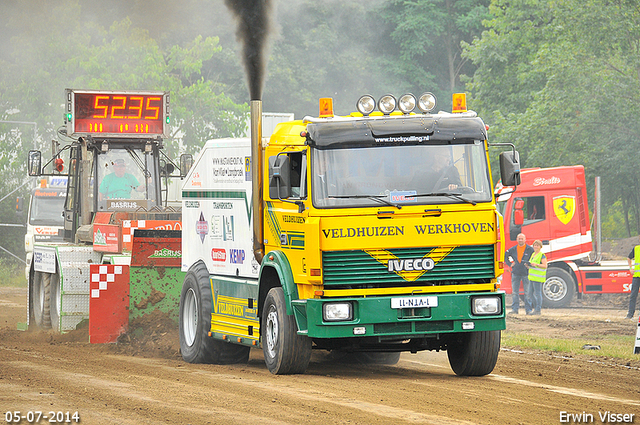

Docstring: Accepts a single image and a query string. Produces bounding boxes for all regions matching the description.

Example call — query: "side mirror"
[160,160,175,177]
[513,199,524,226]
[499,150,521,186]
[514,209,524,226]
[180,154,193,178]
[28,150,42,176]
[269,155,291,199]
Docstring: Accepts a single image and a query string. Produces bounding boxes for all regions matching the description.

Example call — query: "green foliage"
[2,0,639,249]
[378,0,491,106]
[0,258,26,287]
[0,0,248,260]
[263,0,401,116]
[465,0,640,236]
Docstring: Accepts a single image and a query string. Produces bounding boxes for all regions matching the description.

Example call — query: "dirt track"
[1,286,640,425]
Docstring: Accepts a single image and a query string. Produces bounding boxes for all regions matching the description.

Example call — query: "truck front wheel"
[262,287,311,374]
[179,262,250,364]
[31,271,52,329]
[447,330,500,376]
[542,268,575,308]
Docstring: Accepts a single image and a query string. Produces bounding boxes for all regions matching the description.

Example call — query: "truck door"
[549,189,587,260]
[509,195,550,244]
[63,146,81,241]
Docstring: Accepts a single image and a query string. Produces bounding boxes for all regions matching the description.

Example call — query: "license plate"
[391,296,438,309]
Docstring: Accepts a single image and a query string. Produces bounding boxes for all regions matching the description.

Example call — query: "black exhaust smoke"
[223,0,274,100]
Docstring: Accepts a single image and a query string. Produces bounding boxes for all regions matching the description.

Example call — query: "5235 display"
[65,89,169,138]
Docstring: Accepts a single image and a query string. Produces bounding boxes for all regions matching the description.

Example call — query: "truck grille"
[322,245,494,288]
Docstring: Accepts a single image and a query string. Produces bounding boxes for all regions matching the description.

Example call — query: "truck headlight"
[471,296,501,315]
[418,92,437,112]
[377,94,397,114]
[398,93,416,114]
[323,302,353,322]
[357,95,376,115]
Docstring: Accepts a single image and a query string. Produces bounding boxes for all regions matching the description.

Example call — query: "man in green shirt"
[99,158,144,200]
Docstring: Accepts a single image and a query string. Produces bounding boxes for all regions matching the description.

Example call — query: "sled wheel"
[49,272,62,331]
[31,271,52,329]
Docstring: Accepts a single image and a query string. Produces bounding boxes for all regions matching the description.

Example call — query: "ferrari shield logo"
[553,195,575,225]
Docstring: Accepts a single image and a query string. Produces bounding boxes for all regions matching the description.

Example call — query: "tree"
[377,0,491,109]
[0,0,248,259]
[464,0,640,237]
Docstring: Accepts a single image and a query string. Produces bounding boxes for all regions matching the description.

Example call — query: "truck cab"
[24,176,67,278]
[179,93,521,377]
[496,165,630,307]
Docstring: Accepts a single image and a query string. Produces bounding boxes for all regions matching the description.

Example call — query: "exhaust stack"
[251,100,264,264]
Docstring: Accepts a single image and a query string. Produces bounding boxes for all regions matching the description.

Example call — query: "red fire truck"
[496,165,632,307]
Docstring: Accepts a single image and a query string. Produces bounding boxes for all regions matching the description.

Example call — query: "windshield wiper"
[415,192,477,206]
[328,195,402,209]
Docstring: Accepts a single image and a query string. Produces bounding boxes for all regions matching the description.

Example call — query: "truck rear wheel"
[447,330,500,376]
[49,272,61,332]
[179,262,250,364]
[542,268,575,308]
[31,271,52,329]
[262,287,311,374]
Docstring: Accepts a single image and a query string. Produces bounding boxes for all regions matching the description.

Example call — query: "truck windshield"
[29,193,65,226]
[312,141,492,208]
[96,148,159,209]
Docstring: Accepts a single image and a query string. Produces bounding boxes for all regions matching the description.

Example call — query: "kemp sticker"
[553,195,575,225]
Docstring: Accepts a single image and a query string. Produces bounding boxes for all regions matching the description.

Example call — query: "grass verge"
[502,332,638,362]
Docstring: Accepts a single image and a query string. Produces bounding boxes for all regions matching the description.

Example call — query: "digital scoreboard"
[65,89,169,138]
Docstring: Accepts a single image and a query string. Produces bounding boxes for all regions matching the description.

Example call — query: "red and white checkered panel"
[89,264,130,343]
[121,220,182,251]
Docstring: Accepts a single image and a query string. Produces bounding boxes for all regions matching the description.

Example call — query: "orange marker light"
[319,98,334,118]
[452,93,467,113]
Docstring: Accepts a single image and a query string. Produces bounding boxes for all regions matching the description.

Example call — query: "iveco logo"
[388,258,435,272]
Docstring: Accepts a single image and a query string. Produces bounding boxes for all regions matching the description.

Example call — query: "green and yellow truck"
[179,93,520,375]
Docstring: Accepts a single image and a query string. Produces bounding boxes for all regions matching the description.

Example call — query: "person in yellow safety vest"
[625,238,640,319]
[526,240,547,315]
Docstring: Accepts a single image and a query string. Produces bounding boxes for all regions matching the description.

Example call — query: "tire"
[447,330,500,376]
[542,268,575,308]
[262,287,312,374]
[179,262,250,364]
[31,271,52,329]
[49,272,62,332]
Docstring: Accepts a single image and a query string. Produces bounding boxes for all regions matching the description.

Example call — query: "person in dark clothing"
[411,147,462,192]
[504,233,535,314]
